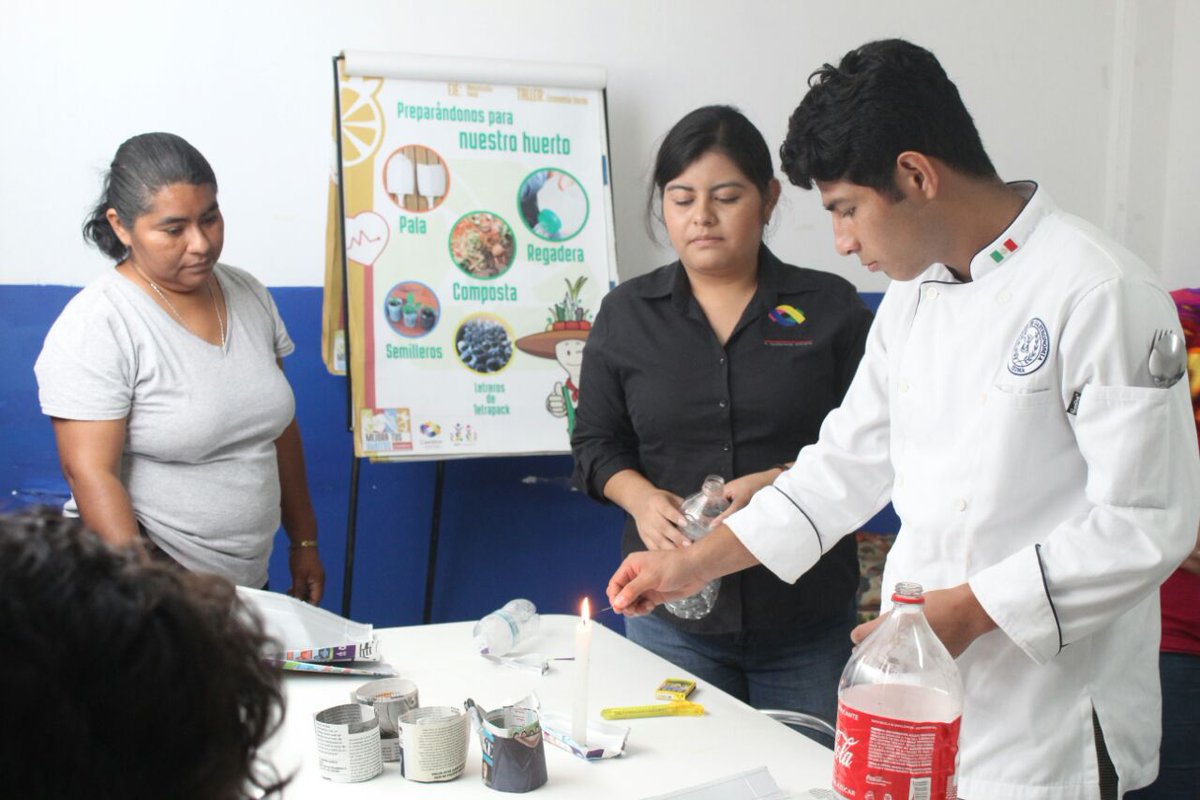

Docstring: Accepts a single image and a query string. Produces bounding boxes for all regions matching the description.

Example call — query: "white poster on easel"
[325,51,616,459]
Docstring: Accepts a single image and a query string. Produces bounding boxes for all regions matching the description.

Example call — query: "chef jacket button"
[900,380,910,394]
[719,356,726,365]
[718,399,728,409]
[925,286,939,300]
[997,290,1012,304]
[955,497,968,512]
[722,443,731,452]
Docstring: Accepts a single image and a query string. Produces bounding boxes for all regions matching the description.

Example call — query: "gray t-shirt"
[35,264,296,587]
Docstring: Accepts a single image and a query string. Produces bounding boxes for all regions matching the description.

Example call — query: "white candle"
[572,597,592,745]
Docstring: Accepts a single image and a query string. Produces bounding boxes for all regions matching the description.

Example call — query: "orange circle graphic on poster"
[383,145,450,212]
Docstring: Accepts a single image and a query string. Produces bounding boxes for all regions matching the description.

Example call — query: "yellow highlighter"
[600,701,705,720]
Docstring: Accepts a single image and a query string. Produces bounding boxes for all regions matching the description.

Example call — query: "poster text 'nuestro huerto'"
[394,102,572,154]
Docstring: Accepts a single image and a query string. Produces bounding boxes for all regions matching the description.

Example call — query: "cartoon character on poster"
[516,277,592,436]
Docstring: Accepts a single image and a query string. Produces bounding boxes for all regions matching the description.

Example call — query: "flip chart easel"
[325,51,617,618]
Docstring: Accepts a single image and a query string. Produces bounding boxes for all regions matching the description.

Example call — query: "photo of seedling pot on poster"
[329,54,616,459]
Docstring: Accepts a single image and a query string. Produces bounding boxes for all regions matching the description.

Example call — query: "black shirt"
[571,245,873,634]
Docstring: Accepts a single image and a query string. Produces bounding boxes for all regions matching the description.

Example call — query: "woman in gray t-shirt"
[34,132,325,600]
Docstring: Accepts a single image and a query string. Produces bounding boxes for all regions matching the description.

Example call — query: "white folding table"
[267,614,834,798]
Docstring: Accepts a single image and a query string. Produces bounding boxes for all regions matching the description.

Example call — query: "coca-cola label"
[832,700,960,800]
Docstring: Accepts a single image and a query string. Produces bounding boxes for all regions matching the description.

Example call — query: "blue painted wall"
[1,285,891,633]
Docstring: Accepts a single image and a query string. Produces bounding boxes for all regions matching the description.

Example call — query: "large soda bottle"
[473,599,540,655]
[832,581,963,800]
[664,475,729,620]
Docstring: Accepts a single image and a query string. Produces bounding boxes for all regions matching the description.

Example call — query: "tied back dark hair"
[648,105,775,232]
[82,132,217,261]
[0,509,288,799]
[780,39,996,196]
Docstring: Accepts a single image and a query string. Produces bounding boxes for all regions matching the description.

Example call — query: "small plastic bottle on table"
[473,599,540,655]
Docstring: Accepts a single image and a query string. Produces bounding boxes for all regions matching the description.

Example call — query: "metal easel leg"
[341,454,361,617]
[423,460,446,624]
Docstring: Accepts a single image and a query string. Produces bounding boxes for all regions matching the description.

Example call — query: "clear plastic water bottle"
[472,599,540,655]
[832,581,964,800]
[664,475,729,620]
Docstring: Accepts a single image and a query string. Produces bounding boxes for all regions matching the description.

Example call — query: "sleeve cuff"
[588,453,641,504]
[39,404,129,421]
[969,544,1062,666]
[724,485,824,584]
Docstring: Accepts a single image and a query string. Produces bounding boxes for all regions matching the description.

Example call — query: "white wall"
[1,0,1191,290]
[1159,0,1200,291]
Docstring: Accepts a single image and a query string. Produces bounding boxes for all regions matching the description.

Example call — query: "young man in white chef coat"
[606,39,1200,800]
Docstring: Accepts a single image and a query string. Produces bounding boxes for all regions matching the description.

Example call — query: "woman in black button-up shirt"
[571,106,873,728]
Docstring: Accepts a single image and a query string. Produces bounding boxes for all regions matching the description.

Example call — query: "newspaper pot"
[472,703,548,793]
[353,678,419,762]
[398,706,469,782]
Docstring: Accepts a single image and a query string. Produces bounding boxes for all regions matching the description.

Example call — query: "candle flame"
[581,596,591,621]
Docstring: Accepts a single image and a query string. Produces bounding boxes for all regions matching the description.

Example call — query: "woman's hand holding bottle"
[631,488,689,550]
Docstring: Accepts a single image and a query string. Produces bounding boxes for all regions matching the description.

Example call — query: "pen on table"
[601,701,705,720]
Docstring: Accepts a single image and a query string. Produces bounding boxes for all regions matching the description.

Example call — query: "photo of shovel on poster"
[384,145,449,211]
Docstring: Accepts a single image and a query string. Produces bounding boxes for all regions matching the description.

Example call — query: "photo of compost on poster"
[328,53,616,459]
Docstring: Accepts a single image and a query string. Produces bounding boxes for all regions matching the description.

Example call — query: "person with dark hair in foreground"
[0,509,287,799]
[607,40,1200,799]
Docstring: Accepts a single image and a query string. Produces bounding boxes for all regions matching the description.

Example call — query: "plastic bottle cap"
[473,635,491,654]
[537,208,562,234]
[891,580,925,604]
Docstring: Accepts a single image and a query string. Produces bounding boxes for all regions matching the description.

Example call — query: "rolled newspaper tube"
[313,703,383,783]
[466,698,549,793]
[353,678,419,762]
[397,706,470,783]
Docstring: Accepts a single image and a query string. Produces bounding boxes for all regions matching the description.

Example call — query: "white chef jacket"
[727,182,1200,800]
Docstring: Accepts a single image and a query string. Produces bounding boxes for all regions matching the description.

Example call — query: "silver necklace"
[131,263,226,349]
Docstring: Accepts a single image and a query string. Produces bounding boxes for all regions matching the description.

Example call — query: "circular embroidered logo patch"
[1008,317,1050,375]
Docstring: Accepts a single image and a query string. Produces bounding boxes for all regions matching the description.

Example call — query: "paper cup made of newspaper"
[398,706,470,782]
[353,678,419,762]
[478,705,548,793]
[313,703,383,783]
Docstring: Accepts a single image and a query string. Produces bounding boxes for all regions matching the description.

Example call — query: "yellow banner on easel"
[322,66,386,376]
